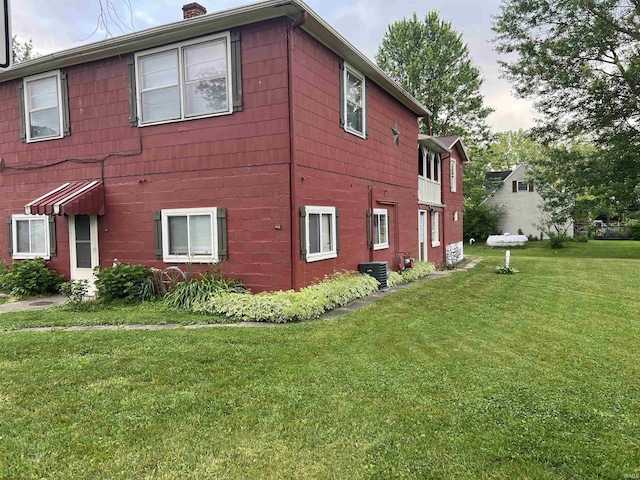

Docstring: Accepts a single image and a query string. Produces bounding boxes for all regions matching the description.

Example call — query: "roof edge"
[0,0,431,117]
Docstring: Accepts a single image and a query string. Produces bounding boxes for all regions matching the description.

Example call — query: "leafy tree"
[493,0,640,211]
[11,36,38,63]
[376,12,493,145]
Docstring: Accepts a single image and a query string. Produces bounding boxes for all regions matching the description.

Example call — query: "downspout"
[287,11,307,290]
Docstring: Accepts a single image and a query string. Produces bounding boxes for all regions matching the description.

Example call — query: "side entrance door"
[419,210,427,262]
[68,215,99,295]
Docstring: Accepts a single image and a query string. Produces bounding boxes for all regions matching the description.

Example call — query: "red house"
[0,0,467,293]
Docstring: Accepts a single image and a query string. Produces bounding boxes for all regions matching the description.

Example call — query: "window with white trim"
[12,214,50,259]
[23,71,64,142]
[373,208,389,250]
[518,181,529,191]
[450,158,457,192]
[343,63,366,138]
[431,211,440,247]
[453,211,460,222]
[305,206,337,262]
[136,32,233,126]
[161,207,218,263]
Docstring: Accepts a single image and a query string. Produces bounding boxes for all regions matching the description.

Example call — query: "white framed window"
[453,211,460,222]
[450,158,457,192]
[23,71,64,142]
[431,211,440,247]
[161,207,218,263]
[373,208,389,250]
[517,181,529,191]
[136,32,233,126]
[343,63,366,138]
[419,146,441,183]
[305,206,337,262]
[12,214,50,259]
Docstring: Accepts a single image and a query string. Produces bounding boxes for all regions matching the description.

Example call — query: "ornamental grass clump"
[164,273,245,311]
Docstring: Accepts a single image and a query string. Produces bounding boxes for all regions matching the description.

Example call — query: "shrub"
[387,271,403,287]
[0,258,64,298]
[94,262,157,302]
[464,203,505,242]
[631,223,640,241]
[400,262,436,282]
[495,264,519,274]
[548,232,566,249]
[190,271,379,323]
[164,272,245,311]
[60,279,89,304]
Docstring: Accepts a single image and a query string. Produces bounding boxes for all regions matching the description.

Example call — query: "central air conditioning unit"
[358,261,389,290]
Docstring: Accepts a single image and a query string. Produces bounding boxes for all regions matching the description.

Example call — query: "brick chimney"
[182,3,207,19]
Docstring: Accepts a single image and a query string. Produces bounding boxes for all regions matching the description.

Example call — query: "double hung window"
[23,71,64,142]
[431,211,440,247]
[342,63,366,138]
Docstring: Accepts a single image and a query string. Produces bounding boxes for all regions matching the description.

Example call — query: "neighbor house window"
[305,206,337,262]
[23,71,64,142]
[12,214,50,259]
[518,181,529,191]
[431,211,440,247]
[161,207,217,263]
[342,63,366,138]
[450,158,457,192]
[373,209,389,250]
[453,211,460,222]
[136,32,232,126]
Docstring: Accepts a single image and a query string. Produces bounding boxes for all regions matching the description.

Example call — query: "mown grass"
[0,240,638,479]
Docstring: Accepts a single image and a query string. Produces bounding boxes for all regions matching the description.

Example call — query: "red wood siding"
[0,19,292,292]
[290,28,420,288]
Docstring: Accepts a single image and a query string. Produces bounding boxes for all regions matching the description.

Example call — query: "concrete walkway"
[1,258,483,334]
[0,294,66,314]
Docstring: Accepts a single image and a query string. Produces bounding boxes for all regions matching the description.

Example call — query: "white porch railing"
[418,177,441,204]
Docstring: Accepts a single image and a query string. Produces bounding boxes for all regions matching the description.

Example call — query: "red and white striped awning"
[24,181,105,216]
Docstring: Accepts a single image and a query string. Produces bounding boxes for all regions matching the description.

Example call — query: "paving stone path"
[1,258,483,334]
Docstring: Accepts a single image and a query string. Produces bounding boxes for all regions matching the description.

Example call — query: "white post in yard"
[505,250,511,268]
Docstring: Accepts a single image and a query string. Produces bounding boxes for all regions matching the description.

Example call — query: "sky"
[9,0,537,132]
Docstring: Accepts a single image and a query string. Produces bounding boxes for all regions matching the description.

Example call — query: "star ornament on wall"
[391,120,400,145]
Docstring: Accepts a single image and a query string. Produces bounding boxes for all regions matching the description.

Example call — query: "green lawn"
[0,240,639,479]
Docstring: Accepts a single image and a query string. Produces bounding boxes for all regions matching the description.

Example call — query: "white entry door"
[69,215,99,295]
[419,211,427,262]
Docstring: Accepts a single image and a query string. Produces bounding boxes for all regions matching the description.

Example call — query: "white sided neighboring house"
[483,164,574,239]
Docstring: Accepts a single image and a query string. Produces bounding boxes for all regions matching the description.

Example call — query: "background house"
[483,164,573,238]
[0,0,466,292]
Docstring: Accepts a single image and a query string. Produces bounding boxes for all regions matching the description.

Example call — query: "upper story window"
[135,32,233,126]
[419,146,441,183]
[341,62,366,138]
[11,214,51,260]
[22,71,66,142]
[513,180,534,192]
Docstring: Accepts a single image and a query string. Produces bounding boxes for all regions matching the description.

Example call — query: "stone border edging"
[2,258,483,334]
